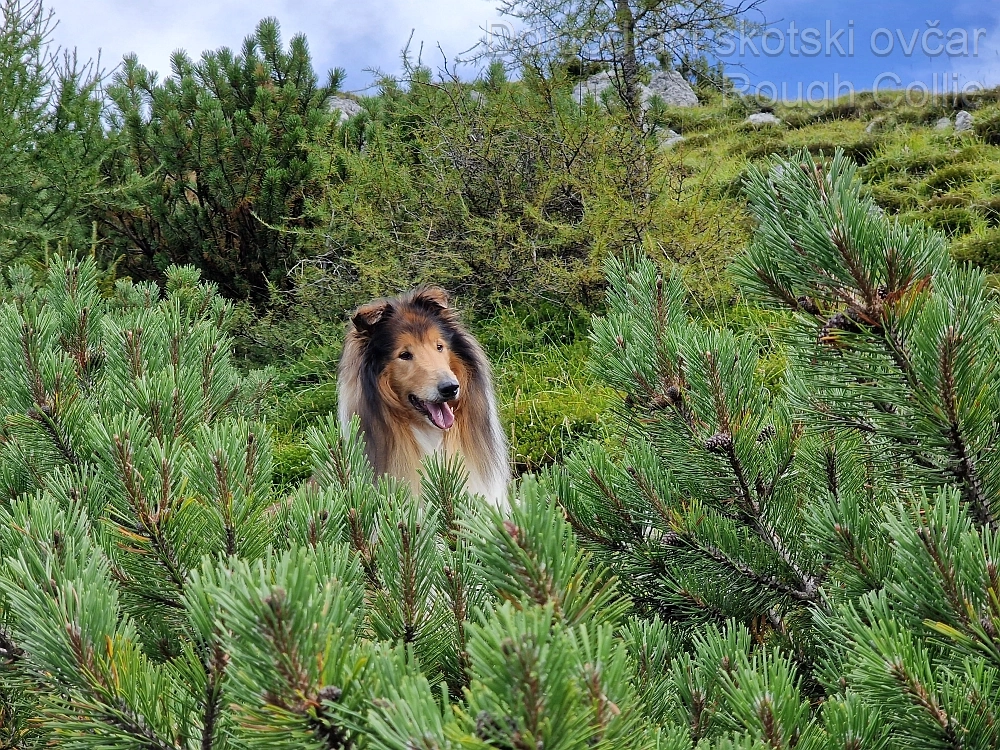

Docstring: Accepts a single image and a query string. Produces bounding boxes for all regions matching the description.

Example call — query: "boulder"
[659,129,685,148]
[955,110,974,132]
[329,96,362,123]
[572,69,699,109]
[572,71,616,103]
[746,112,782,127]
[643,70,699,108]
[934,116,952,130]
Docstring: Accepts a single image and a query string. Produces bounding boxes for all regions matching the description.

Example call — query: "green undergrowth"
[657,87,1000,278]
[259,85,1000,488]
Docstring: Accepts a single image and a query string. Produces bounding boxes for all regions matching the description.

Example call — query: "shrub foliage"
[2,152,1000,748]
[99,18,342,301]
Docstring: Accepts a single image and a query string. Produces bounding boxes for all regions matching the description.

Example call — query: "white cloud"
[48,0,497,90]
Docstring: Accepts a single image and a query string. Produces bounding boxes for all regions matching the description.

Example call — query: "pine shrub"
[558,149,1000,747]
[99,18,342,302]
[3,148,1000,748]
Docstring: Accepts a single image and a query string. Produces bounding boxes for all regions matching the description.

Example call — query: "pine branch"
[938,327,993,529]
[27,404,81,467]
[200,641,227,750]
[586,467,643,540]
[94,703,177,750]
[705,432,820,601]
[888,662,963,750]
[347,508,380,589]
[444,564,471,685]
[830,524,881,590]
[211,452,237,557]
[113,436,187,597]
[695,538,815,603]
[397,521,419,644]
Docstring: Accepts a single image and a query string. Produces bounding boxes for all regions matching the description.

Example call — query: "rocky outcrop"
[329,96,362,123]
[658,129,685,148]
[746,112,782,127]
[572,71,617,103]
[572,69,699,109]
[955,110,974,132]
[643,70,699,108]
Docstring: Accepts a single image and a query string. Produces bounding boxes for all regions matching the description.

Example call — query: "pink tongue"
[425,401,455,430]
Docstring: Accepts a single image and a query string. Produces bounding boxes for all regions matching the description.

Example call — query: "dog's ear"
[413,286,449,311]
[352,300,392,333]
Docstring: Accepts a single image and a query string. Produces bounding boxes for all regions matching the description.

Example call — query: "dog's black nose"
[438,380,459,400]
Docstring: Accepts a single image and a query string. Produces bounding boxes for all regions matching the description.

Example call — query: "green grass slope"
[266,86,1000,485]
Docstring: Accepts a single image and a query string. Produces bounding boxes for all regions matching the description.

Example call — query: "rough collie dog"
[337,286,509,508]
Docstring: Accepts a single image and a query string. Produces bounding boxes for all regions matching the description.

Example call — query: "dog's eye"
[399,351,412,361]
[436,343,444,352]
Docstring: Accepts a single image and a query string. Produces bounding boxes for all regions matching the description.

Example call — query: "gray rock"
[329,96,362,123]
[934,116,952,130]
[955,110,974,132]
[746,112,782,127]
[572,71,617,103]
[572,69,699,109]
[659,129,685,148]
[643,70,699,108]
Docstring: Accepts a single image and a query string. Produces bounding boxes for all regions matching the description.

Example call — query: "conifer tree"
[0,0,109,259]
[101,18,343,301]
[4,148,1000,750]
[562,149,1000,747]
[0,258,640,748]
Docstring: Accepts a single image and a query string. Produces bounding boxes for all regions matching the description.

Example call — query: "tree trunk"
[615,0,640,120]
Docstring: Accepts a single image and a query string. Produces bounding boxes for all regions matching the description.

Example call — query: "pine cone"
[317,685,342,703]
[797,296,820,315]
[757,425,776,443]
[818,311,862,345]
[665,385,681,404]
[704,432,732,454]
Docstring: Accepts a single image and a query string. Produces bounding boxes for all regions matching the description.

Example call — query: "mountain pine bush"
[562,149,1000,746]
[0,0,109,259]
[2,148,999,749]
[100,18,342,302]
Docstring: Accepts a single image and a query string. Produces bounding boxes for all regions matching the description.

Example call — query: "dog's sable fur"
[337,286,510,508]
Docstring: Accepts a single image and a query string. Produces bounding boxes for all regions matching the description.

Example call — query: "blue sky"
[48,0,1000,98]
[719,0,1000,101]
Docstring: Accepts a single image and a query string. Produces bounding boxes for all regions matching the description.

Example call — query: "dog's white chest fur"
[410,422,445,456]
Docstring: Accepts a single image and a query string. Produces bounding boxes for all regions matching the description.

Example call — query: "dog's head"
[350,286,468,431]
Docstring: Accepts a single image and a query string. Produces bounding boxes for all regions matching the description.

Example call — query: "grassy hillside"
[263,86,1000,486]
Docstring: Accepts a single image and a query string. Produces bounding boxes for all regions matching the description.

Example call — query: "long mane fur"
[337,286,510,507]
